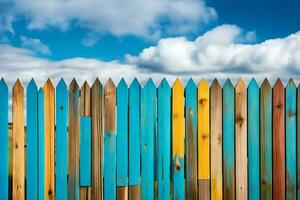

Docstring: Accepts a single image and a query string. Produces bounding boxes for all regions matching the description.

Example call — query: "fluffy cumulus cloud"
[20,36,51,55]
[0,0,216,37]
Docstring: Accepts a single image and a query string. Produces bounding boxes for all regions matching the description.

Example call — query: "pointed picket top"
[43,78,54,89]
[0,78,8,90]
[159,78,170,90]
[248,78,259,89]
[236,78,246,90]
[38,87,44,93]
[198,79,209,90]
[274,78,284,90]
[172,78,184,91]
[69,78,79,92]
[13,78,24,91]
[56,78,67,90]
[27,79,38,91]
[117,78,128,89]
[185,78,196,90]
[261,78,271,90]
[144,78,156,89]
[286,78,296,88]
[92,77,103,89]
[105,78,116,91]
[81,81,90,92]
[223,79,234,89]
[211,78,221,89]
[130,78,141,90]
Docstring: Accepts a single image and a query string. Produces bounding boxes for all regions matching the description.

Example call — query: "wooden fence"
[0,77,298,200]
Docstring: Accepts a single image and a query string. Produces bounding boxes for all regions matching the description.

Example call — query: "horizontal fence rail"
[0,78,299,200]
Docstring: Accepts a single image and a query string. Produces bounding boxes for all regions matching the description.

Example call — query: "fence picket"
[0,79,8,200]
[12,79,25,200]
[38,88,45,200]
[297,84,300,199]
[141,79,156,200]
[285,79,296,199]
[56,79,68,200]
[247,79,260,200]
[273,79,285,200]
[223,79,235,200]
[104,79,117,199]
[210,79,222,200]
[27,79,38,200]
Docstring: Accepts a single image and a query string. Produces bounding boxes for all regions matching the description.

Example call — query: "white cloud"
[1,0,216,37]
[81,32,100,47]
[20,36,51,55]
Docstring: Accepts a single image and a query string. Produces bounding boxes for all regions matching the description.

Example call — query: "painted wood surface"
[260,79,272,200]
[116,79,129,200]
[141,79,156,200]
[210,79,222,200]
[285,79,296,199]
[43,79,55,200]
[198,79,210,200]
[157,78,171,200]
[38,88,45,200]
[56,79,68,200]
[273,79,285,200]
[27,79,38,200]
[0,79,8,200]
[172,79,185,200]
[185,79,197,200]
[223,79,235,200]
[68,79,80,200]
[297,84,300,199]
[104,79,117,200]
[235,79,247,200]
[91,78,104,200]
[12,79,25,200]
[129,78,141,200]
[247,79,260,200]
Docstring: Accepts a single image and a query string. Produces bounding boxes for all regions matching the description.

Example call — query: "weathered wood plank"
[198,79,210,200]
[117,79,129,200]
[56,79,68,200]
[247,79,260,200]
[141,79,156,200]
[185,79,197,200]
[91,79,104,200]
[210,79,222,200]
[104,79,117,200]
[68,79,80,200]
[235,79,247,199]
[27,79,38,200]
[12,79,25,200]
[223,79,235,200]
[285,79,296,199]
[0,79,8,200]
[38,88,45,200]
[129,78,141,200]
[80,82,92,200]
[260,79,272,200]
[44,79,55,200]
[273,79,285,200]
[172,79,185,199]
[157,78,171,200]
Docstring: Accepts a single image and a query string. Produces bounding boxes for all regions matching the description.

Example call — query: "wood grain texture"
[26,79,38,200]
[0,79,8,200]
[235,79,247,200]
[297,84,300,199]
[172,79,185,199]
[223,79,235,200]
[91,78,104,200]
[12,79,25,200]
[210,79,222,200]
[68,79,80,200]
[56,79,68,200]
[185,79,197,200]
[80,82,92,200]
[272,79,285,200]
[129,78,141,199]
[104,79,117,200]
[198,79,210,200]
[43,79,55,200]
[285,79,296,199]
[260,79,272,200]
[247,79,260,200]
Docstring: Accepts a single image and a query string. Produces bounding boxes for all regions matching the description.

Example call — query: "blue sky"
[0,0,300,85]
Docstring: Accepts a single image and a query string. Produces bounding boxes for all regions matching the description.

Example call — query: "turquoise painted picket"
[141,79,156,200]
[80,117,92,186]
[248,79,260,200]
[222,79,235,199]
[157,78,171,200]
[0,79,8,200]
[117,79,129,187]
[27,79,38,200]
[286,79,297,199]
